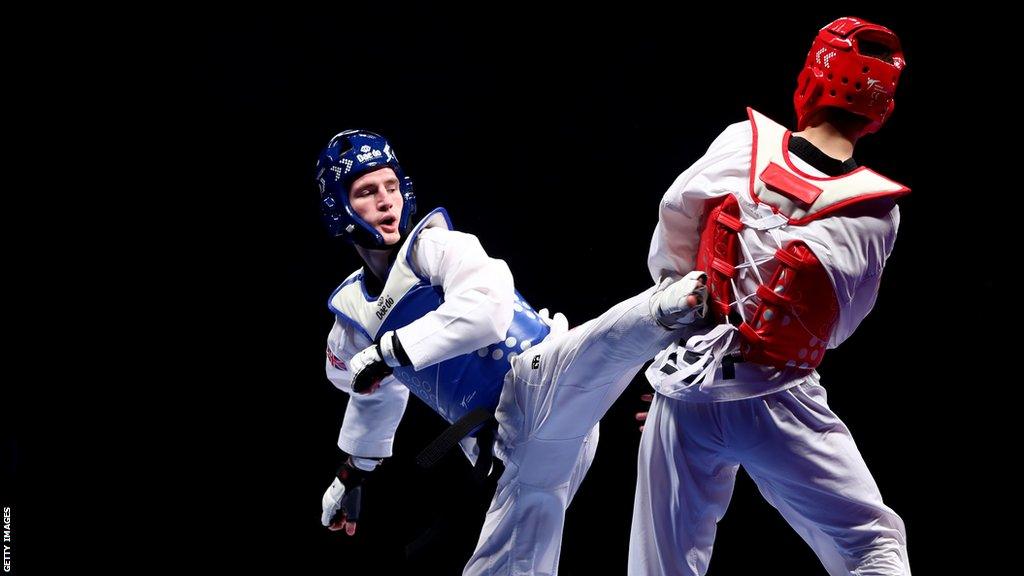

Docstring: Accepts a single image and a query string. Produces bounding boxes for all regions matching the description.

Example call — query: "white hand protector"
[321,457,375,531]
[650,270,709,329]
[350,342,393,394]
[321,476,349,527]
[537,308,570,337]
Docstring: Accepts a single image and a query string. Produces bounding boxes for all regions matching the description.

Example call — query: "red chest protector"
[696,109,909,369]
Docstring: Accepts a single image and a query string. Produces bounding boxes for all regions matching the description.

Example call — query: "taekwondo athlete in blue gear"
[315,129,708,575]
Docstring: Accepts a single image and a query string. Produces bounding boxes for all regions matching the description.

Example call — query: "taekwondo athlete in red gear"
[629,17,912,576]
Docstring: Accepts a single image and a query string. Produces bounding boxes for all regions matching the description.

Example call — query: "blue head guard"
[315,130,417,247]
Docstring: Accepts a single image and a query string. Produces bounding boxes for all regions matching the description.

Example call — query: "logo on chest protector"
[375,294,395,320]
[531,354,541,369]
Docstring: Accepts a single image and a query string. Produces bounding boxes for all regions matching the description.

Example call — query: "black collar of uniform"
[788,136,858,176]
[360,249,399,298]
[362,265,385,298]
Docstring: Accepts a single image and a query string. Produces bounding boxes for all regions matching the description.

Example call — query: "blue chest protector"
[329,208,550,425]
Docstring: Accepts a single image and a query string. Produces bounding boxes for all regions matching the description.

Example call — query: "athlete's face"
[349,167,404,246]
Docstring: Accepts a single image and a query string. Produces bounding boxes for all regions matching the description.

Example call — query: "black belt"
[406,408,503,558]
[416,408,495,472]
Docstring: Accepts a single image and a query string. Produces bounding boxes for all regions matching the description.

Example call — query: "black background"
[189,8,971,575]
[7,6,1002,575]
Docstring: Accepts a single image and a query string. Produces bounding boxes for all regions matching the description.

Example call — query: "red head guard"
[794,16,905,136]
